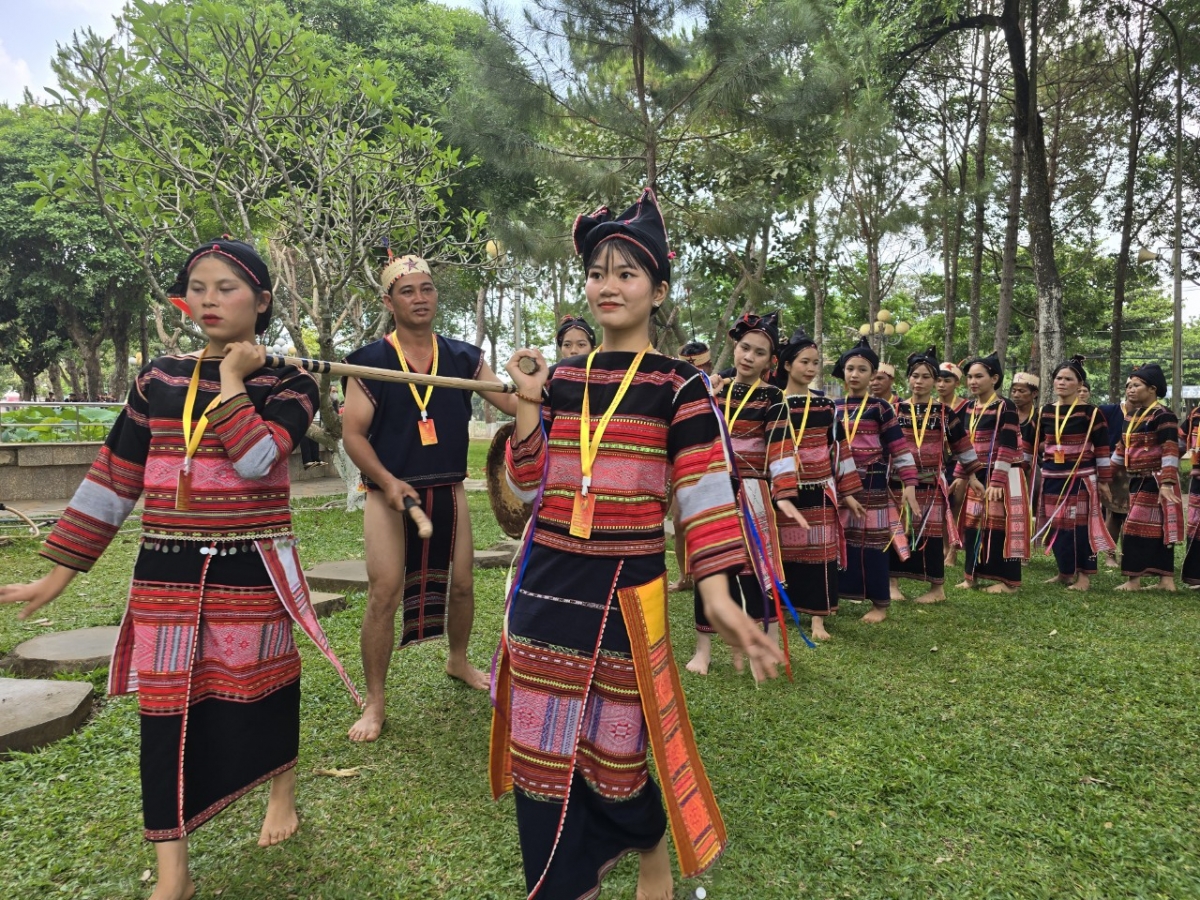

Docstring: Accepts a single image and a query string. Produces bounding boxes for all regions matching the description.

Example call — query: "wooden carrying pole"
[264,354,537,393]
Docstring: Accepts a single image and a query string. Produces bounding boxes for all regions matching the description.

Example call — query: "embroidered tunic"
[956,396,1030,585]
[1113,403,1182,577]
[1025,402,1115,575]
[40,355,356,840]
[766,393,862,616]
[767,394,862,565]
[1181,406,1200,584]
[493,352,748,898]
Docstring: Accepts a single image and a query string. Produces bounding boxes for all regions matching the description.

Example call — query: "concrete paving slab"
[306,560,367,593]
[2,626,118,677]
[310,591,347,618]
[0,678,94,755]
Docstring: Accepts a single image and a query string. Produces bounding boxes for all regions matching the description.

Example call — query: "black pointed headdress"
[906,345,940,378]
[166,238,273,335]
[1129,362,1167,397]
[777,326,817,367]
[555,315,596,349]
[728,311,781,353]
[965,351,1004,385]
[832,336,879,380]
[1053,354,1087,385]
[573,188,672,283]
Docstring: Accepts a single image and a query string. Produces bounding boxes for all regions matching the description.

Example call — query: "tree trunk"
[1111,55,1144,402]
[474,282,487,347]
[970,26,991,358]
[111,310,130,399]
[995,118,1023,366]
[13,363,37,401]
[48,362,63,401]
[63,357,83,399]
[806,195,827,391]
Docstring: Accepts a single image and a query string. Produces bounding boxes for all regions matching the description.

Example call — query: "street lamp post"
[857,309,910,360]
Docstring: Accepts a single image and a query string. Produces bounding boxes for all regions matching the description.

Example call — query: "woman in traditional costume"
[937,361,968,567]
[1112,363,1182,591]
[1026,355,1115,592]
[955,352,1030,594]
[832,337,919,622]
[0,239,359,900]
[687,311,804,674]
[555,314,597,360]
[1181,401,1200,586]
[493,189,785,900]
[887,346,981,604]
[767,327,865,640]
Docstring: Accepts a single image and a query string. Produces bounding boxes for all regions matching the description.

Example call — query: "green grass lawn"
[2,493,1200,899]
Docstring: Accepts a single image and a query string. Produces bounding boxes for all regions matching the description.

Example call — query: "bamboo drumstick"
[264,353,539,393]
[402,496,434,539]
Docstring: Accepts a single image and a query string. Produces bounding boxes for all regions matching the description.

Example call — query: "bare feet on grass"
[983,583,1017,594]
[913,586,945,604]
[1044,574,1070,585]
[861,606,888,624]
[811,616,831,641]
[258,768,299,847]
[446,655,489,690]
[954,579,976,590]
[149,838,192,900]
[636,838,674,900]
[686,634,712,675]
[1114,579,1141,592]
[889,578,905,602]
[1147,577,1176,592]
[1066,573,1090,591]
[348,702,386,743]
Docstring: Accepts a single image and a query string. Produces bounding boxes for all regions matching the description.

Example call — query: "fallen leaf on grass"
[31,618,53,626]
[930,646,938,653]
[140,870,152,883]
[313,767,364,778]
[1080,776,1112,786]
[949,679,958,684]
[934,856,950,865]
[1104,821,1113,829]
[853,839,863,847]
[1049,629,1058,637]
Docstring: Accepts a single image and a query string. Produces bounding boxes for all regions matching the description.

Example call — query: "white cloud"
[0,38,34,107]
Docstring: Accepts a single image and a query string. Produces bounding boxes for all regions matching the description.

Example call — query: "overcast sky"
[0,0,484,106]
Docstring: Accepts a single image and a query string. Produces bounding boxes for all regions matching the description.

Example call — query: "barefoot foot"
[446,657,489,690]
[912,586,946,604]
[811,617,832,641]
[1066,574,1090,592]
[954,579,976,590]
[1113,580,1141,592]
[668,577,693,593]
[258,768,299,847]
[889,578,905,602]
[636,837,674,900]
[148,880,195,900]
[686,635,712,675]
[983,583,1017,594]
[1044,574,1069,585]
[861,606,888,624]
[348,703,386,743]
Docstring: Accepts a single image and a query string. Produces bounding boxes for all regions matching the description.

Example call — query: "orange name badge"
[418,417,438,446]
[1054,448,1065,465]
[175,469,193,511]
[570,489,595,539]
[1192,450,1199,467]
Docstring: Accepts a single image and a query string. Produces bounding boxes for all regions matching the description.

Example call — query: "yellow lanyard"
[843,394,870,445]
[968,394,998,442]
[389,332,438,421]
[724,379,762,431]
[181,351,222,474]
[1053,397,1080,447]
[1124,404,1155,450]
[909,398,934,451]
[787,393,813,472]
[579,345,649,494]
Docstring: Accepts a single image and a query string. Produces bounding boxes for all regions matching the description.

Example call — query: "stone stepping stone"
[306,561,367,593]
[310,591,347,619]
[0,678,94,755]
[306,544,519,592]
[2,626,118,677]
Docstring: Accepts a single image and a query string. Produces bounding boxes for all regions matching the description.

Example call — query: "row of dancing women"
[556,307,1196,676]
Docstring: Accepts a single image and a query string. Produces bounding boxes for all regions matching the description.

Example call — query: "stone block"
[306,561,368,594]
[0,449,16,466]
[1,626,118,677]
[310,591,347,618]
[0,678,94,755]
